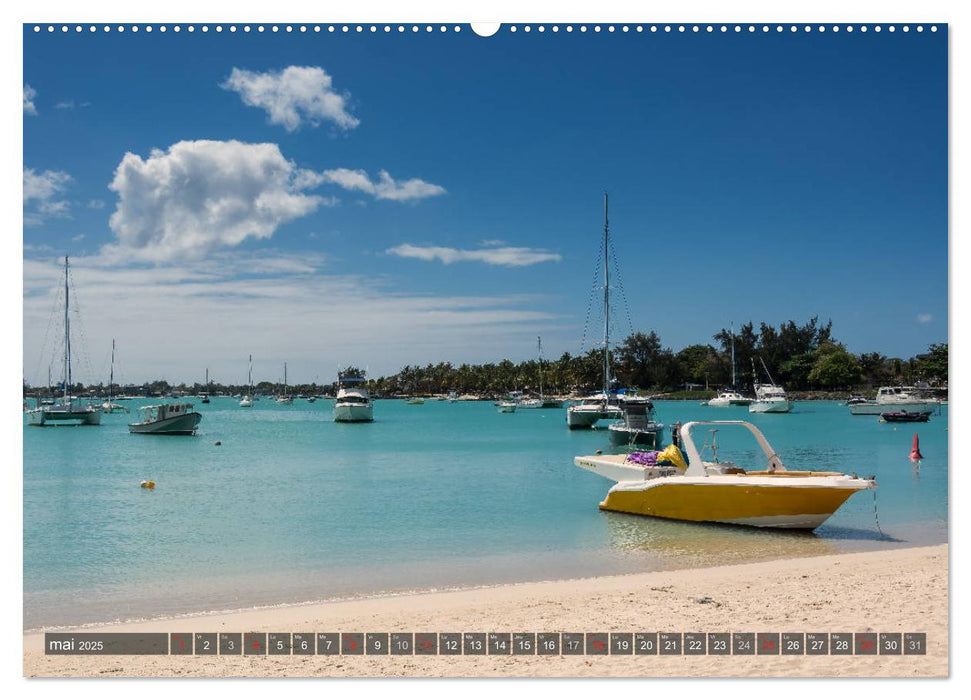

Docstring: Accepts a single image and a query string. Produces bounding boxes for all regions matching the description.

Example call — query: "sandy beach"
[22,543,947,678]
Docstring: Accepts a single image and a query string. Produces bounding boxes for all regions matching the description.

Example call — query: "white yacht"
[333,371,373,422]
[749,357,792,413]
[566,193,624,430]
[848,386,939,416]
[27,257,101,427]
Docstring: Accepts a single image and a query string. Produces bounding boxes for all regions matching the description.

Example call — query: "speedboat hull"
[129,412,201,435]
[598,475,870,529]
[333,403,373,422]
[27,406,102,426]
[749,399,792,413]
[850,402,937,416]
[607,423,664,447]
[567,405,623,429]
[881,412,930,423]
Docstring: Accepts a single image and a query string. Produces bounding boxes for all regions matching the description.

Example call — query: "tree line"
[24,319,947,398]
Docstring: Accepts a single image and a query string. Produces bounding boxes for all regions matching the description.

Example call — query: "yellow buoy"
[140,481,155,489]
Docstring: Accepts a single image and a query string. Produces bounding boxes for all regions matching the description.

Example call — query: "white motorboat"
[848,386,939,416]
[707,390,752,408]
[27,257,101,427]
[567,193,624,429]
[333,371,373,422]
[498,401,517,413]
[748,358,792,413]
[576,420,876,529]
[129,402,201,435]
[607,395,665,447]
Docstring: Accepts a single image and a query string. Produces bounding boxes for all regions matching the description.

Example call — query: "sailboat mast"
[730,322,736,388]
[248,354,253,390]
[63,256,71,405]
[602,192,610,396]
[537,336,544,400]
[109,339,115,403]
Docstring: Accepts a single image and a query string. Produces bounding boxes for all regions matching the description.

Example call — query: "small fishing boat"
[607,396,665,447]
[880,411,930,423]
[129,402,201,435]
[406,398,425,405]
[576,420,875,529]
[498,401,517,413]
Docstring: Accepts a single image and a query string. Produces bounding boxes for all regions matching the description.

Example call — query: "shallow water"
[23,399,947,628]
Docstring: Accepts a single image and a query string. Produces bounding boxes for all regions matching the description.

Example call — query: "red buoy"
[909,433,923,462]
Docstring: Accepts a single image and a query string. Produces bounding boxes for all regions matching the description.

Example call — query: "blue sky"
[22,23,947,385]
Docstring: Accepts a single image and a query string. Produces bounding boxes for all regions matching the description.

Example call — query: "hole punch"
[471,22,502,37]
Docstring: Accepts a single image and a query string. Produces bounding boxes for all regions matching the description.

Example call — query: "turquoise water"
[23,399,948,628]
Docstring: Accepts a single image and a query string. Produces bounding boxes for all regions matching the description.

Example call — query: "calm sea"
[23,399,948,629]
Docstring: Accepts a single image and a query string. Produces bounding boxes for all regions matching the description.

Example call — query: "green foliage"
[807,342,862,389]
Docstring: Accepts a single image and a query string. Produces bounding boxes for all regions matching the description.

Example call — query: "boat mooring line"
[872,488,884,537]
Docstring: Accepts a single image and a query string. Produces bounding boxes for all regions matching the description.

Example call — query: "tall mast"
[537,336,544,400]
[109,339,115,403]
[284,362,287,394]
[602,192,610,396]
[730,321,736,388]
[248,354,253,391]
[63,256,71,405]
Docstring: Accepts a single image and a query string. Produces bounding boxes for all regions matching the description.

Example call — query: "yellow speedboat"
[575,421,876,530]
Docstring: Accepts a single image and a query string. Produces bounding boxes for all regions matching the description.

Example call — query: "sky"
[21,22,948,387]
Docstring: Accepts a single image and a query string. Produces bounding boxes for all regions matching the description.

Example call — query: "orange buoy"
[140,480,155,489]
[909,433,923,462]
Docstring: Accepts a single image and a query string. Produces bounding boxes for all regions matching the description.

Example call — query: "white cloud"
[22,252,567,384]
[387,244,562,267]
[321,168,446,202]
[105,140,332,262]
[221,65,359,132]
[23,168,72,225]
[55,100,74,110]
[88,199,105,209]
[917,313,933,324]
[24,84,37,114]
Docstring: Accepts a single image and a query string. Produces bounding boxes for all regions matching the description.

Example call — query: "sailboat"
[567,193,623,429]
[518,336,563,409]
[27,257,101,426]
[101,339,129,413]
[708,323,752,407]
[239,355,253,407]
[276,363,293,404]
[749,357,792,413]
[201,368,211,403]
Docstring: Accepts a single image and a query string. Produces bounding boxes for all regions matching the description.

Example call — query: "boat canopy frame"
[679,420,786,477]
